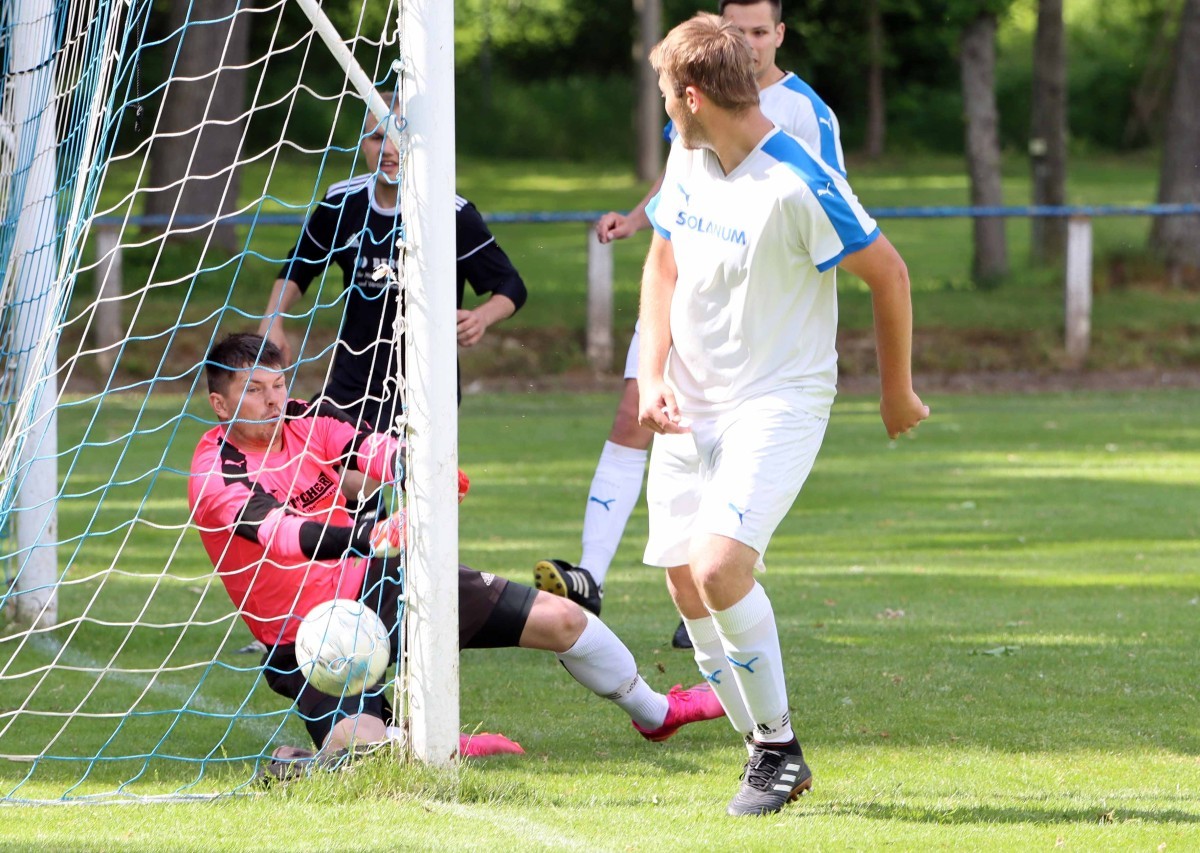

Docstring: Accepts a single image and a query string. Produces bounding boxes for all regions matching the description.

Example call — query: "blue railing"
[90,202,1200,230]
[87,203,1200,372]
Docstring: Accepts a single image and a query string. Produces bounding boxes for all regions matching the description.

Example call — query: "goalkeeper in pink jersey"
[189,333,724,760]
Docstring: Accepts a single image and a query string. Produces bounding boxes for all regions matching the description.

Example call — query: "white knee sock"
[709,582,794,745]
[556,611,668,730]
[683,614,754,736]
[580,441,647,585]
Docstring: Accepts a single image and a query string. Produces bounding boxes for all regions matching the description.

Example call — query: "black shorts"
[262,560,538,746]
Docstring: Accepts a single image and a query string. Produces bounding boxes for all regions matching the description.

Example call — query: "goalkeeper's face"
[362,109,401,184]
[209,366,287,451]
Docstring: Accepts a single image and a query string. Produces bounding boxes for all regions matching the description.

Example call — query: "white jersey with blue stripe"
[664,71,846,177]
[647,127,878,417]
[761,72,846,176]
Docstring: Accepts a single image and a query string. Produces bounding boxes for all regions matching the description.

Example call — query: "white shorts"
[624,325,640,380]
[643,393,828,569]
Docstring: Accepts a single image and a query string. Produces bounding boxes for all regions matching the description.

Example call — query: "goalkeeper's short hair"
[205,332,285,394]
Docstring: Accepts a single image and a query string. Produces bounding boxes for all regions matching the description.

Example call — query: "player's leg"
[690,400,828,815]
[354,559,523,758]
[581,377,653,578]
[261,644,388,755]
[643,431,754,732]
[535,334,650,615]
[461,567,723,738]
[666,562,755,737]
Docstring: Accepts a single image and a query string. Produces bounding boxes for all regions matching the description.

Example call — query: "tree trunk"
[864,0,886,160]
[1149,0,1200,284]
[960,13,1008,282]
[633,0,663,182]
[146,0,253,253]
[1122,10,1177,148]
[1030,0,1067,267]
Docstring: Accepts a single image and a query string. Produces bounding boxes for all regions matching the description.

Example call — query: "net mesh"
[0,0,417,802]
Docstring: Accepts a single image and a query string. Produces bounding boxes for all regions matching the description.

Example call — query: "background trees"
[955,2,1013,282]
[131,0,1197,284]
[1149,0,1200,282]
[1029,0,1067,265]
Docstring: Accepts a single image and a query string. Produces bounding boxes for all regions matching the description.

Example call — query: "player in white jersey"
[534,0,844,649]
[638,13,928,816]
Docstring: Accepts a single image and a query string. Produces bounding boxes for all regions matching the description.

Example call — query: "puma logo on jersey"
[728,502,749,524]
[819,117,833,129]
[589,496,616,511]
[677,183,691,206]
[816,183,834,198]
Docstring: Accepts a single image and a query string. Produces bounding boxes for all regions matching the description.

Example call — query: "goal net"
[0,0,458,802]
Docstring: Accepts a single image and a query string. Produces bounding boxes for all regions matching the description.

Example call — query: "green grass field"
[2,388,1198,849]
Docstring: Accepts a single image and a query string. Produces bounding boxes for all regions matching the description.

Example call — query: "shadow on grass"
[815,797,1200,826]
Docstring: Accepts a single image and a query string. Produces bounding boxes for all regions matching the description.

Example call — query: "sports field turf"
[1,388,1197,850]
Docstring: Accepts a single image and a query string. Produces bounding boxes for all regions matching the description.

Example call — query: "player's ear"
[210,391,231,420]
[684,85,703,114]
[775,22,785,46]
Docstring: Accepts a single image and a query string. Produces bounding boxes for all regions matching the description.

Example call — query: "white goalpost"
[4,0,59,634]
[294,0,460,768]
[0,0,459,800]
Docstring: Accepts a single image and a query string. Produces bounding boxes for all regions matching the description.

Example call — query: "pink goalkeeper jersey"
[188,400,399,645]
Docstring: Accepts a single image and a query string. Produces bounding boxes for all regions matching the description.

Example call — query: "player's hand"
[638,380,691,435]
[880,390,930,439]
[456,309,487,347]
[457,469,469,504]
[595,212,638,244]
[369,510,407,558]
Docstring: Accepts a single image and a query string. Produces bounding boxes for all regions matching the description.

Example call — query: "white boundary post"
[400,0,460,766]
[586,229,613,371]
[7,0,59,630]
[1064,215,1093,368]
[94,226,123,375]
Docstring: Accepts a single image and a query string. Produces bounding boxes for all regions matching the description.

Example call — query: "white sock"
[683,614,753,736]
[556,611,668,729]
[709,582,794,745]
[579,441,647,585]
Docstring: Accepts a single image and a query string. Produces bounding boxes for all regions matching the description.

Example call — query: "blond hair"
[649,13,758,112]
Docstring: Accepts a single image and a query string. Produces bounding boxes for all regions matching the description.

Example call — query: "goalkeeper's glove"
[368,510,407,558]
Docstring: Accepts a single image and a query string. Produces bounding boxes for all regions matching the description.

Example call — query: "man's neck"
[373,178,399,210]
[757,65,786,90]
[708,107,775,176]
[223,425,282,455]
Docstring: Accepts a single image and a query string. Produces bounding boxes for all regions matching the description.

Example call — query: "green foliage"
[456,73,635,161]
[455,0,586,69]
[127,0,1191,159]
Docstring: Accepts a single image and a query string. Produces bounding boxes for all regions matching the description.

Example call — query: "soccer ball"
[295,599,391,696]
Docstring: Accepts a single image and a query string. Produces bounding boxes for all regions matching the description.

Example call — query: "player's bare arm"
[457,293,516,347]
[637,233,689,435]
[838,234,930,439]
[257,278,304,366]
[596,172,666,244]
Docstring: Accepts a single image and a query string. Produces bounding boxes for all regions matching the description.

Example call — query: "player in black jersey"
[258,98,527,434]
